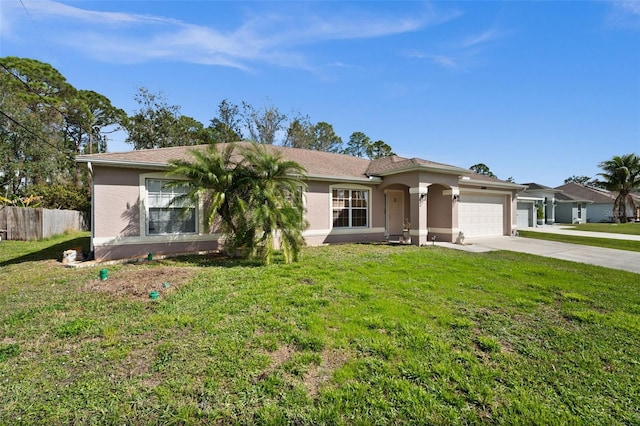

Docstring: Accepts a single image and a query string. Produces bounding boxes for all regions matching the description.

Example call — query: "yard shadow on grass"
[167,252,265,268]
[0,236,91,267]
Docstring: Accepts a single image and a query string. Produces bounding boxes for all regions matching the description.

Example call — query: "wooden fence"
[0,206,88,241]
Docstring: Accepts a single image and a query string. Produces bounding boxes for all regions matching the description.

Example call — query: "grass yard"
[568,222,640,235]
[1,232,639,424]
[518,230,640,252]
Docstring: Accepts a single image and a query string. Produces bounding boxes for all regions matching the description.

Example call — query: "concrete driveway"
[438,232,640,274]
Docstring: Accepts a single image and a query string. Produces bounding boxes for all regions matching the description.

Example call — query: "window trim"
[140,173,199,237]
[329,184,371,229]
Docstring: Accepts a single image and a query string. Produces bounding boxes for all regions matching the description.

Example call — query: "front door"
[386,190,404,236]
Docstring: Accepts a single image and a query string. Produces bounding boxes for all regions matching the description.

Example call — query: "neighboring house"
[555,182,640,223]
[77,143,525,261]
[516,183,560,227]
[554,191,592,224]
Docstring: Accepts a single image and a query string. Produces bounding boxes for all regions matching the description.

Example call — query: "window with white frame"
[332,188,369,228]
[146,179,196,235]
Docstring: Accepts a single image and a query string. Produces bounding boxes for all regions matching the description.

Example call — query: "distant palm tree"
[168,143,307,264]
[596,153,640,223]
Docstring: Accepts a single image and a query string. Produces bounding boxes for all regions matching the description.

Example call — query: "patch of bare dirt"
[303,349,351,397]
[253,344,352,396]
[81,265,198,301]
[252,345,296,384]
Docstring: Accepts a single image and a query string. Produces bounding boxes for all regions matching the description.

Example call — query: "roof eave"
[78,157,381,184]
[459,177,526,190]
[306,175,382,184]
[556,199,594,204]
[371,162,469,177]
[76,158,170,170]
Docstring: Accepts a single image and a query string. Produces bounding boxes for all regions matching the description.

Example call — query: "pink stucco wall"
[90,164,518,260]
[93,167,141,238]
[303,180,385,245]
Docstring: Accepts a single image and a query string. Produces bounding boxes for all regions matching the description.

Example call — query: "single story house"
[516,183,559,227]
[517,182,593,225]
[77,143,525,261]
[555,182,640,223]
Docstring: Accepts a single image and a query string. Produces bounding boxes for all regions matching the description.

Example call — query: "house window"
[332,188,369,228]
[577,203,582,220]
[146,179,196,235]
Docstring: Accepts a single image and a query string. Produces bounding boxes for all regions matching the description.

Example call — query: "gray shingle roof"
[521,182,554,190]
[77,142,373,181]
[555,182,615,204]
[77,142,521,187]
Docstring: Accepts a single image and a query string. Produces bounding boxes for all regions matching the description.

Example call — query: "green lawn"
[568,222,640,235]
[518,230,640,252]
[1,233,639,424]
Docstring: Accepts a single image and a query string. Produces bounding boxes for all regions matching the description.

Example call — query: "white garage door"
[458,194,505,238]
[516,203,532,228]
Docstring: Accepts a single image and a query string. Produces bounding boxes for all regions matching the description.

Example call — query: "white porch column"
[409,185,429,246]
[548,198,556,224]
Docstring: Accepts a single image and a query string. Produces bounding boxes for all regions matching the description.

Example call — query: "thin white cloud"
[431,55,459,69]
[403,49,428,59]
[6,0,445,71]
[22,0,180,26]
[407,23,504,71]
[460,28,501,48]
[606,1,640,29]
[616,0,640,16]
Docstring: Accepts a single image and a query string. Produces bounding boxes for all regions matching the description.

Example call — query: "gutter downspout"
[87,162,95,258]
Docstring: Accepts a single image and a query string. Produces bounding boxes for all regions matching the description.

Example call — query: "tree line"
[0,56,394,211]
[126,88,395,158]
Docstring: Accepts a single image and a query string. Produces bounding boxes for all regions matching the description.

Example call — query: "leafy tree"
[343,131,371,158]
[595,153,640,223]
[283,115,314,149]
[563,175,594,186]
[125,87,209,149]
[28,183,90,212]
[0,57,71,192]
[242,101,286,145]
[167,143,307,264]
[1,57,125,206]
[209,99,243,143]
[0,57,84,197]
[62,90,126,188]
[284,118,344,153]
[470,163,497,178]
[366,140,395,160]
[311,121,342,153]
[77,90,127,154]
[175,115,212,146]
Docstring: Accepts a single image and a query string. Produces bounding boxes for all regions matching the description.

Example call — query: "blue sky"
[1,0,639,187]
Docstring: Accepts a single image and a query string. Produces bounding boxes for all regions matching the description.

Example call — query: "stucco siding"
[587,203,613,223]
[303,180,385,244]
[93,167,142,238]
[94,239,220,262]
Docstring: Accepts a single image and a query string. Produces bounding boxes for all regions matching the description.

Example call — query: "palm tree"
[239,143,307,264]
[167,143,307,264]
[167,143,238,234]
[596,153,640,223]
